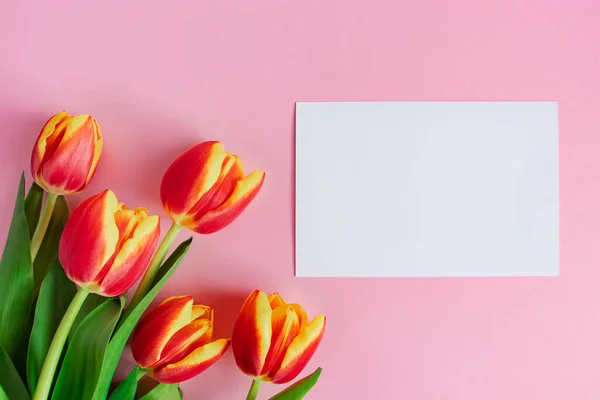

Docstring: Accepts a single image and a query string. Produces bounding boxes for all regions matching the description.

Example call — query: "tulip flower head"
[160,141,265,234]
[131,296,230,384]
[59,190,160,296]
[31,111,103,195]
[232,290,326,384]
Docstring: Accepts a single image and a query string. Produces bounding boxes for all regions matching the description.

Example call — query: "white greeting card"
[295,101,559,277]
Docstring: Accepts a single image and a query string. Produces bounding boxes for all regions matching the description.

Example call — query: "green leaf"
[51,297,123,400]
[0,385,8,400]
[69,293,108,342]
[91,238,193,400]
[24,182,43,239]
[139,383,182,400]
[27,260,77,394]
[269,368,323,400]
[0,173,33,357]
[107,365,145,400]
[32,195,69,294]
[0,345,31,400]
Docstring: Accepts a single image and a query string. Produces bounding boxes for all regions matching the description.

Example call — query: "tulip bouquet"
[0,112,326,400]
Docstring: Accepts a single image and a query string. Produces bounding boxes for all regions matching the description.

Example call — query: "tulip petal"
[131,296,194,368]
[179,154,244,227]
[268,293,286,309]
[260,305,300,376]
[192,169,265,234]
[267,315,326,384]
[158,319,213,367]
[192,305,212,320]
[151,338,230,384]
[84,119,103,185]
[290,304,309,329]
[31,111,69,178]
[95,214,160,296]
[232,290,272,376]
[40,115,97,193]
[160,141,227,222]
[59,190,120,286]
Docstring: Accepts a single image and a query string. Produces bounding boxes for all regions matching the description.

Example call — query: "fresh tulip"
[131,296,230,383]
[160,141,265,234]
[232,290,326,384]
[31,111,103,195]
[59,189,160,297]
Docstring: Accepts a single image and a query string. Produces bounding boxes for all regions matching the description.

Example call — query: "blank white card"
[295,102,559,277]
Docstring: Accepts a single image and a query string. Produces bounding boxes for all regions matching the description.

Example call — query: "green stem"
[128,222,182,311]
[30,193,58,260]
[246,379,262,400]
[32,288,89,400]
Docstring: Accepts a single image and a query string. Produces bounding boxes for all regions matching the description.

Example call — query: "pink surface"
[1,1,599,399]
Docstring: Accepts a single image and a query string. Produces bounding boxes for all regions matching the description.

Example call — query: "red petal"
[179,154,244,227]
[160,141,227,223]
[95,214,160,296]
[38,115,98,194]
[191,170,265,234]
[131,296,194,368]
[268,315,326,384]
[31,111,69,185]
[231,290,272,377]
[151,339,230,384]
[58,190,120,287]
[157,319,213,367]
[260,305,300,376]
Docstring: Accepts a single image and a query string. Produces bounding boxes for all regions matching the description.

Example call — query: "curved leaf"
[24,182,43,239]
[0,173,33,357]
[91,238,193,400]
[51,297,124,400]
[269,368,323,400]
[0,345,31,400]
[27,260,77,393]
[139,383,182,400]
[107,365,144,400]
[32,195,69,294]
[69,293,108,342]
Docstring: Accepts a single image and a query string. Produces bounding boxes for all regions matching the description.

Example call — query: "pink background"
[1,1,599,399]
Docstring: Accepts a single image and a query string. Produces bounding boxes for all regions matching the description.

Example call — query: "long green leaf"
[0,173,33,357]
[139,383,182,400]
[0,345,31,400]
[32,195,69,294]
[0,385,8,400]
[24,182,43,239]
[107,366,143,400]
[269,368,323,400]
[69,294,108,342]
[51,297,123,400]
[27,260,77,394]
[13,190,69,382]
[91,238,193,400]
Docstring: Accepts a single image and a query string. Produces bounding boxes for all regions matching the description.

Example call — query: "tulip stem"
[30,193,58,260]
[128,222,182,311]
[33,287,89,400]
[246,379,262,400]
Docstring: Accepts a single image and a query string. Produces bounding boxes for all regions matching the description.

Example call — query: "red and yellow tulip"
[160,141,265,234]
[131,296,230,384]
[31,111,103,195]
[232,290,326,384]
[58,189,160,296]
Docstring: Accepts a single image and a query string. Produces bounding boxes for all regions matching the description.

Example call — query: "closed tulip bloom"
[59,189,160,297]
[31,111,103,195]
[232,290,326,384]
[131,296,230,384]
[160,141,265,234]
